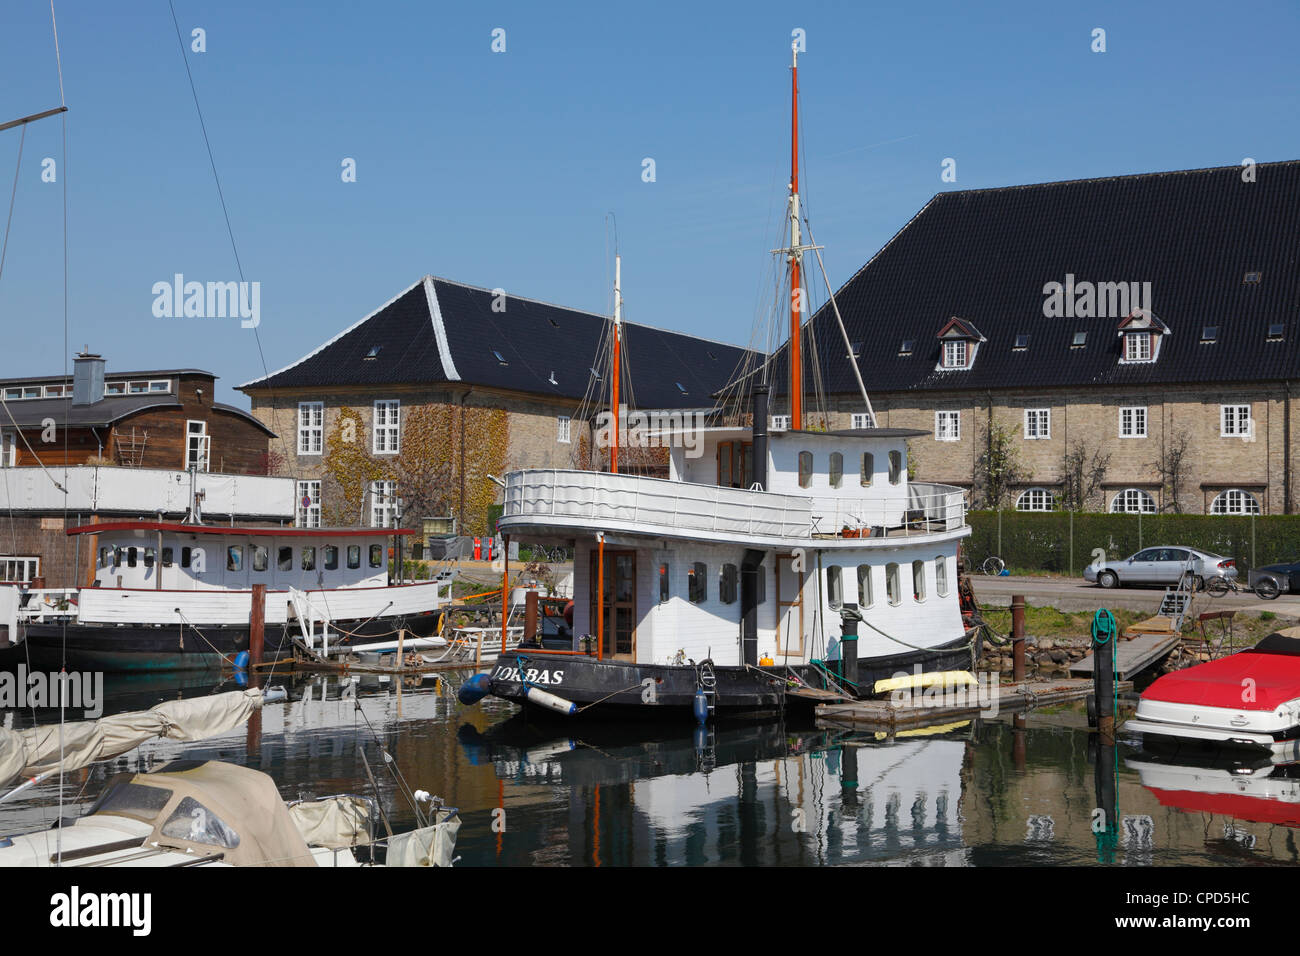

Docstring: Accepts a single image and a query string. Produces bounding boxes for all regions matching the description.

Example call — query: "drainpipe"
[458,387,473,531]
[1286,381,1292,514]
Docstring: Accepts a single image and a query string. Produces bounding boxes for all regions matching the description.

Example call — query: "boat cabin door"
[589,550,636,660]
[775,554,805,659]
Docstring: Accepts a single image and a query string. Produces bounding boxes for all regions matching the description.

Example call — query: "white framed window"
[856,564,874,608]
[850,412,875,429]
[370,480,397,528]
[942,340,968,369]
[185,420,210,472]
[1221,404,1252,437]
[557,415,571,444]
[935,410,960,441]
[886,562,901,606]
[770,415,791,431]
[0,430,15,468]
[1110,488,1156,514]
[888,450,903,485]
[0,556,39,583]
[935,556,949,597]
[298,402,324,456]
[1024,408,1051,439]
[1015,487,1055,512]
[1124,332,1152,362]
[912,560,927,602]
[1119,406,1147,438]
[373,400,400,454]
[1210,489,1261,515]
[296,480,322,528]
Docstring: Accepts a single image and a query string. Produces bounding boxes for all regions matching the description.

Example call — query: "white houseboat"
[17,520,454,672]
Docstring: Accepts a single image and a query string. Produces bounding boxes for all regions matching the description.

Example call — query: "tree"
[1148,428,1191,514]
[1060,439,1111,511]
[976,422,1026,509]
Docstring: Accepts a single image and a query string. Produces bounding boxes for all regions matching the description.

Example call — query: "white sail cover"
[0,689,263,790]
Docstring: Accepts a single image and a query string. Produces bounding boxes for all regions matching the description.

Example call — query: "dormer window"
[935,317,984,372]
[1268,323,1285,341]
[899,340,914,355]
[1124,332,1152,361]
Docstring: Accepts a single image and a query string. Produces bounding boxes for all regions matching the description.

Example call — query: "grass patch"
[979,603,1294,647]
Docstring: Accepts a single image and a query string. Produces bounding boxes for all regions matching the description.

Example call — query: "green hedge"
[967,510,1300,577]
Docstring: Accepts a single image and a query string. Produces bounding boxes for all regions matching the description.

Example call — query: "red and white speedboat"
[1125,632,1300,757]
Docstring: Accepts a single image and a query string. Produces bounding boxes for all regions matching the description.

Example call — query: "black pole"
[740,549,764,667]
[752,384,769,491]
[839,604,862,693]
[1094,624,1115,744]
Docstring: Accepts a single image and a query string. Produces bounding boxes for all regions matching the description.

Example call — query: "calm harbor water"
[4,671,1299,866]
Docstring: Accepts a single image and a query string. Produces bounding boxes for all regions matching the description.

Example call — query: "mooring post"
[1011,594,1026,682]
[249,583,266,674]
[525,589,538,644]
[1094,612,1116,745]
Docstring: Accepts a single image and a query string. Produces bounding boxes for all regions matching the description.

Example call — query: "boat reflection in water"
[1127,748,1300,831]
[458,717,971,866]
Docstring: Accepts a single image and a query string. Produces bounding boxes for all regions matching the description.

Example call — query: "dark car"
[1248,561,1300,596]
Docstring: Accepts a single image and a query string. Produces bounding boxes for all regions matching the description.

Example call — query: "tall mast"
[788,43,803,432]
[611,254,622,473]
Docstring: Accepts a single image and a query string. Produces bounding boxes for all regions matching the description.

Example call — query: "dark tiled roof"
[771,161,1300,395]
[0,396,274,434]
[239,277,755,409]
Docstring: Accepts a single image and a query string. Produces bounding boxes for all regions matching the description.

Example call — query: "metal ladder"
[1157,557,1198,631]
[698,659,718,719]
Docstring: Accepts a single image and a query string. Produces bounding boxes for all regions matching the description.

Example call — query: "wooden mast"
[610,255,622,473]
[788,43,803,432]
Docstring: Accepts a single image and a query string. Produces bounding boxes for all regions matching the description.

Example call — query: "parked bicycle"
[1205,574,1280,600]
[978,555,1005,576]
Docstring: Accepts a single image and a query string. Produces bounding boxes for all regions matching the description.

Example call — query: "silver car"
[1084,546,1238,590]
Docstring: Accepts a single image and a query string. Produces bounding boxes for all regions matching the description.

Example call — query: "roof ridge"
[931,159,1300,198]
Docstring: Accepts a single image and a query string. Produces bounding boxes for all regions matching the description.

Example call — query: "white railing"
[810,482,968,537]
[501,470,967,541]
[503,469,813,539]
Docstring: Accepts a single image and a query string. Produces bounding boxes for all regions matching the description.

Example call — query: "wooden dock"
[814,678,1131,732]
[1068,632,1181,679]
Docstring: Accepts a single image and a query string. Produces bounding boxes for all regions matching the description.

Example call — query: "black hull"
[14,614,443,673]
[485,635,974,722]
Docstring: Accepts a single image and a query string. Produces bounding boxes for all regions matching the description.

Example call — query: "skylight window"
[492,349,508,366]
[590,368,603,382]
[548,371,558,385]
[706,350,717,361]
[1268,323,1285,340]
[548,317,559,328]
[1244,272,1262,284]
[899,339,915,355]
[1072,331,1087,347]
[850,341,863,358]
[365,345,382,359]
[1201,326,1218,342]
[675,382,688,395]
[1014,334,1029,349]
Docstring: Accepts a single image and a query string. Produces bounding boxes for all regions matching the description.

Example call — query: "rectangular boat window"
[856,565,874,608]
[369,544,383,568]
[798,451,813,488]
[127,547,138,569]
[829,452,843,489]
[827,565,842,608]
[302,547,316,571]
[912,560,926,602]
[278,547,293,572]
[324,546,339,571]
[935,556,948,597]
[252,546,268,572]
[720,564,737,604]
[659,563,670,602]
[348,545,361,569]
[181,547,192,569]
[99,547,111,568]
[886,563,901,606]
[227,546,243,572]
[888,450,902,485]
[144,548,155,569]
[860,452,874,487]
[717,441,733,487]
[688,562,707,603]
[161,547,174,568]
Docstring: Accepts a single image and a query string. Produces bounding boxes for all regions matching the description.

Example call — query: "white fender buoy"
[526,687,577,716]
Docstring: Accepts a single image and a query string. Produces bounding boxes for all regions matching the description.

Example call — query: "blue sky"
[2,0,1297,405]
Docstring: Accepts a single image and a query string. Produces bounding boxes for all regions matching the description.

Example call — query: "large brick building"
[770,160,1300,515]
[238,276,754,537]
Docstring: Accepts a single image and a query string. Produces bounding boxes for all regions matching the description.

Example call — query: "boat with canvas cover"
[0,689,459,867]
[1124,631,1300,756]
